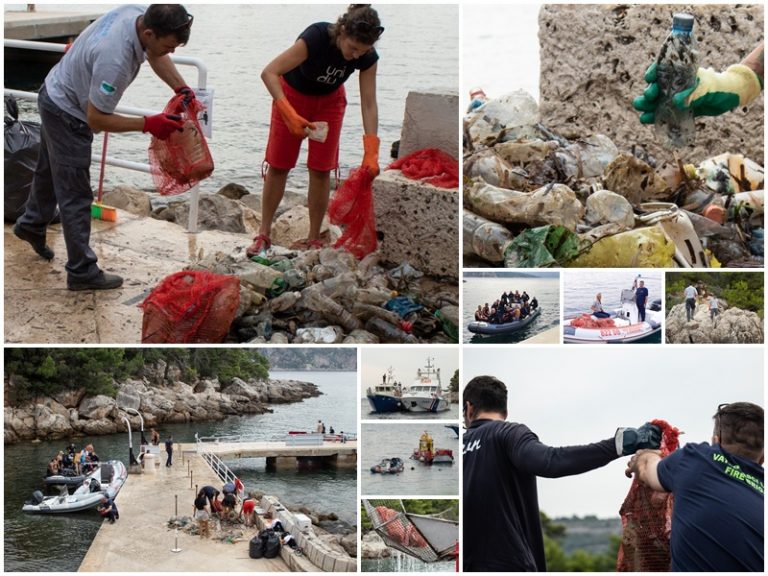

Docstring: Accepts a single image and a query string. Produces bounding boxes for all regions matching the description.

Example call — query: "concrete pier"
[4,10,102,41]
[199,440,357,471]
[78,449,288,572]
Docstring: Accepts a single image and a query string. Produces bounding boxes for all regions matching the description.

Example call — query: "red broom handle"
[97,132,109,203]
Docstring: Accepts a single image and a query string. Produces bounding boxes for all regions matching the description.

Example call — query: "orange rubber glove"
[362,134,380,177]
[275,97,315,138]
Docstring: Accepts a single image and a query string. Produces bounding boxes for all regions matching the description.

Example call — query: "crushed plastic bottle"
[467,87,488,113]
[364,317,418,344]
[463,209,515,264]
[654,13,699,148]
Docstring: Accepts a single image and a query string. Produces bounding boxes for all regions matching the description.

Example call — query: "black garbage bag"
[249,533,266,559]
[263,530,281,559]
[4,96,41,222]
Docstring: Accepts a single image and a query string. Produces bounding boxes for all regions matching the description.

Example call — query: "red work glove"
[362,134,380,177]
[174,85,196,106]
[143,113,184,140]
[275,97,315,138]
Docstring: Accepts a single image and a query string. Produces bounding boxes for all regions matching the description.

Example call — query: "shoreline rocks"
[665,301,764,344]
[4,375,321,444]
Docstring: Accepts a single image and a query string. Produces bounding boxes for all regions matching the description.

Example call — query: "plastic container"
[654,13,699,148]
[307,121,328,143]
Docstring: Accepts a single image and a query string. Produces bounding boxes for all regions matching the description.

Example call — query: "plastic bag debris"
[503,225,583,268]
[4,96,41,222]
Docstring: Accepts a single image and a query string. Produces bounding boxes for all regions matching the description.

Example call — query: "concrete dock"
[521,326,561,344]
[200,440,357,470]
[4,10,102,41]
[78,448,289,572]
[4,212,251,343]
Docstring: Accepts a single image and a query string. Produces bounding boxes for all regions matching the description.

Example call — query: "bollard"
[195,484,198,496]
[171,528,182,553]
[175,494,178,517]
[187,461,190,475]
[190,470,193,489]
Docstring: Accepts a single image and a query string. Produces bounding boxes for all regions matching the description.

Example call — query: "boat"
[43,469,86,489]
[370,457,405,474]
[563,286,663,344]
[366,367,406,413]
[22,460,127,514]
[445,425,459,438]
[410,432,454,465]
[400,358,449,413]
[468,307,541,335]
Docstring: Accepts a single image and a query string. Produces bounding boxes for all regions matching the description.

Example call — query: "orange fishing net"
[388,148,459,189]
[617,419,681,572]
[327,166,377,259]
[570,314,617,328]
[140,270,240,343]
[148,94,214,196]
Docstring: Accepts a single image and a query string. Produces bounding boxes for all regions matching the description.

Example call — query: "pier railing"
[3,38,211,233]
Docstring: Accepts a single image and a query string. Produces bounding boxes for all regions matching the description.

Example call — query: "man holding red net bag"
[13,4,196,291]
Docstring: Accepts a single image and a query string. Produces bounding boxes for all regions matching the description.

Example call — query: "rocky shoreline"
[4,362,321,444]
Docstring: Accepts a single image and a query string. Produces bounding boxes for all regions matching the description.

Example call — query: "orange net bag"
[139,270,240,343]
[570,314,617,328]
[388,148,458,189]
[617,419,681,572]
[148,94,214,196]
[327,166,377,259]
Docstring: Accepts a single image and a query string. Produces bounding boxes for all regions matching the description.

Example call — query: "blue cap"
[672,13,695,33]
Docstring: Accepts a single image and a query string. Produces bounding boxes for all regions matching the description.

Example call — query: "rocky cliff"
[4,369,321,444]
[666,300,763,343]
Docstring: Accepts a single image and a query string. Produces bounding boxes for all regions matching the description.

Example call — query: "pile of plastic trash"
[182,249,459,344]
[463,90,764,268]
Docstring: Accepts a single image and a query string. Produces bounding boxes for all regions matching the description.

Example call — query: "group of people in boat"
[45,443,100,478]
[474,291,539,324]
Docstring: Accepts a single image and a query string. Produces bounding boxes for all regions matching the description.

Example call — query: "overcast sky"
[463,346,764,518]
[362,347,460,394]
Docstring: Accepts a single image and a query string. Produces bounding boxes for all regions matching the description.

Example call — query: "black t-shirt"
[194,495,208,510]
[283,22,379,95]
[657,442,764,571]
[222,493,236,508]
[463,419,617,572]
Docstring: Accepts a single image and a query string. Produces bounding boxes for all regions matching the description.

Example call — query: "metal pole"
[175,494,178,517]
[190,471,193,489]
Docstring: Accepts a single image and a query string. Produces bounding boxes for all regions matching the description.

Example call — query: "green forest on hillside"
[666,272,763,317]
[4,349,269,404]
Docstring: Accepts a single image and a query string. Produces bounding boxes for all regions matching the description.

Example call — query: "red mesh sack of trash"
[374,506,429,548]
[617,419,681,572]
[148,94,214,196]
[327,166,377,259]
[570,314,616,329]
[388,148,459,188]
[139,270,240,343]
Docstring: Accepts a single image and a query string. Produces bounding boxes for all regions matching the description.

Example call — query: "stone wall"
[539,4,764,163]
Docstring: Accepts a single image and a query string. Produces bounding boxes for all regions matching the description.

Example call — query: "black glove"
[615,423,661,456]
[174,85,196,107]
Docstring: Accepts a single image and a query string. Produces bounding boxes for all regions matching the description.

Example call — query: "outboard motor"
[90,480,102,494]
[28,490,44,505]
[649,298,662,312]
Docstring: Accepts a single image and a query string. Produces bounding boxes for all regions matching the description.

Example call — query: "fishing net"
[148,94,214,196]
[388,148,459,189]
[617,419,681,572]
[363,500,438,563]
[570,315,617,328]
[327,166,377,259]
[139,270,240,343]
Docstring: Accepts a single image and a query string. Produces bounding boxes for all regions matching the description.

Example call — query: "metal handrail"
[4,38,210,232]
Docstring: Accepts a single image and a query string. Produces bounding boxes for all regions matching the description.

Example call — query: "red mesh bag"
[617,419,681,572]
[139,270,240,343]
[388,148,459,188]
[148,94,214,196]
[570,314,617,328]
[327,166,377,259]
[374,506,429,549]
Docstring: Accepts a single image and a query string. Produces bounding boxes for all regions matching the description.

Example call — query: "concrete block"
[373,171,459,279]
[322,554,337,572]
[539,4,764,163]
[399,91,459,159]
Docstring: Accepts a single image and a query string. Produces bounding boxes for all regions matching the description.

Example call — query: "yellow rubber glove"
[673,64,763,116]
[275,97,315,138]
[362,134,380,177]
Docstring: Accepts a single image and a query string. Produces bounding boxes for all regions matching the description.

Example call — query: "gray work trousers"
[17,86,99,281]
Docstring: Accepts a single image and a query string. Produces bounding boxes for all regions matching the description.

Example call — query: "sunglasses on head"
[172,12,194,31]
[349,20,384,39]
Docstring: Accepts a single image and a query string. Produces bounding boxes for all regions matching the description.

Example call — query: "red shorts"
[265,77,347,172]
[242,499,255,514]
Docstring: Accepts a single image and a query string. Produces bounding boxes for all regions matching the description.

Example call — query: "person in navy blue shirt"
[462,375,661,572]
[627,402,764,572]
[635,280,649,323]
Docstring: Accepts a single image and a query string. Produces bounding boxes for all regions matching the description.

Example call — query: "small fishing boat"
[401,358,449,413]
[370,457,405,474]
[468,307,541,335]
[23,460,127,514]
[410,432,454,465]
[366,367,406,413]
[563,286,662,344]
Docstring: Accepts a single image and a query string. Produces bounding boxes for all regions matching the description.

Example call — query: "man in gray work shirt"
[14,4,196,290]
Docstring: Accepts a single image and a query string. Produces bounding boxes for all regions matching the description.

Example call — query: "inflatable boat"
[23,460,127,514]
[370,457,405,474]
[563,289,662,344]
[468,307,541,335]
[43,469,86,489]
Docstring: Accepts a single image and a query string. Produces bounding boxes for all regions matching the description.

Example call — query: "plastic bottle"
[467,87,488,113]
[463,209,515,264]
[654,13,699,148]
[364,317,418,344]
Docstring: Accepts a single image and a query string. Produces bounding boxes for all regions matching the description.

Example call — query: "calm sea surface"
[3,370,356,572]
[361,423,458,497]
[563,270,663,343]
[362,553,455,572]
[462,275,560,343]
[6,4,459,196]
